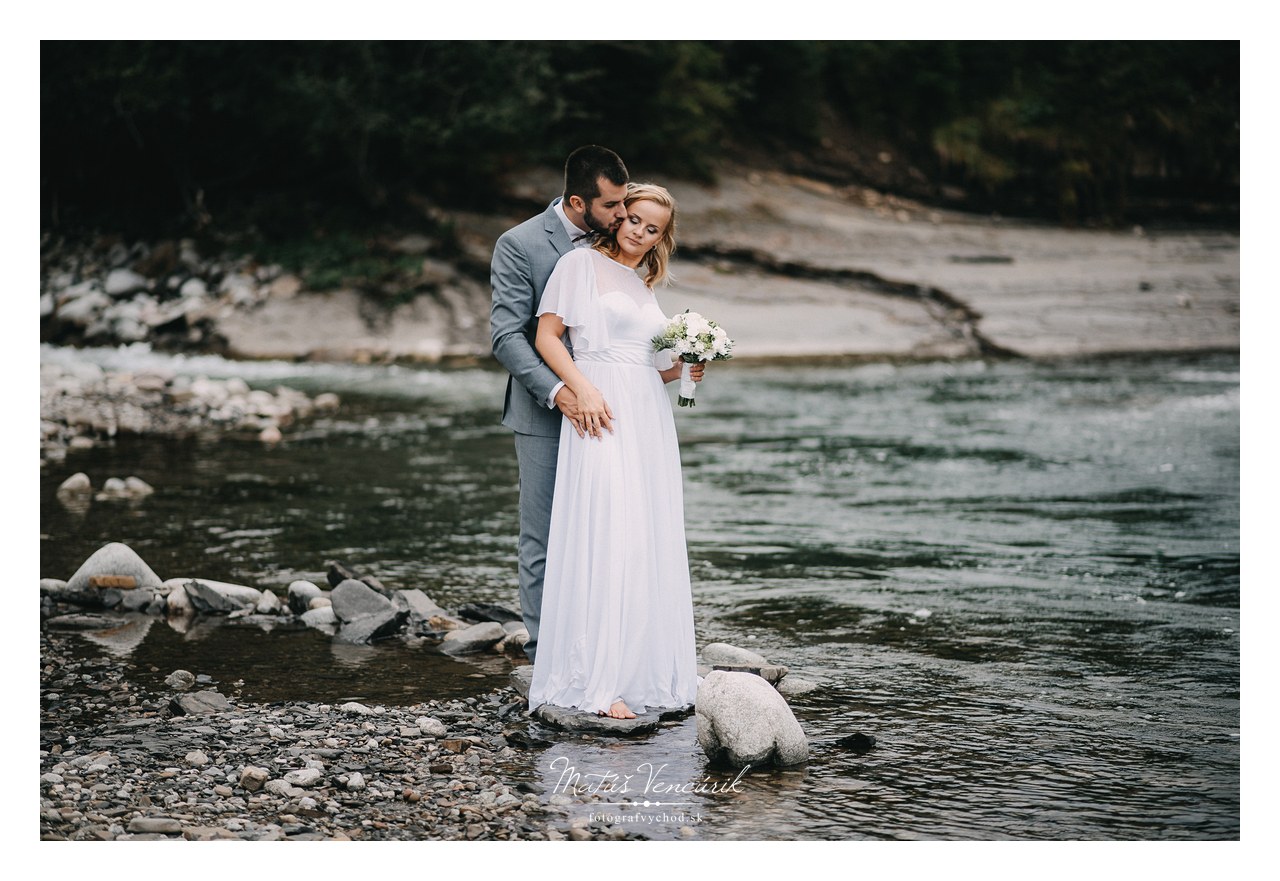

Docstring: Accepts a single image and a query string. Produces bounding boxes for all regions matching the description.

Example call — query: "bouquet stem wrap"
[678,359,697,407]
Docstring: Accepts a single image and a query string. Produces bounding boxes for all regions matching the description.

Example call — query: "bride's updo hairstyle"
[595,182,677,288]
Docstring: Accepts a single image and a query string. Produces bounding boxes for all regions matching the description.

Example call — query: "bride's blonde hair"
[594,182,677,287]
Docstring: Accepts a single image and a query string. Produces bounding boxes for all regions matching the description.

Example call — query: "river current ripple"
[41,349,1239,839]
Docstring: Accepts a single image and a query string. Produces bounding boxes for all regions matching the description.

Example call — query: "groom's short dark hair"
[564,145,628,204]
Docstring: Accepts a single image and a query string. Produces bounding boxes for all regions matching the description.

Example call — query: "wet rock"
[457,602,523,624]
[696,670,808,768]
[441,621,505,655]
[834,732,877,753]
[300,606,338,633]
[397,588,450,621]
[44,612,121,630]
[326,561,391,599]
[531,704,669,736]
[66,542,163,595]
[702,642,771,667]
[776,676,819,697]
[169,689,230,716]
[287,580,322,615]
[164,669,195,691]
[509,667,533,698]
[57,472,91,493]
[123,476,155,497]
[314,393,340,411]
[330,579,406,644]
[163,581,193,616]
[255,589,282,615]
[183,578,262,613]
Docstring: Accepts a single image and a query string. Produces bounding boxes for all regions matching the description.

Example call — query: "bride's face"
[614,199,670,262]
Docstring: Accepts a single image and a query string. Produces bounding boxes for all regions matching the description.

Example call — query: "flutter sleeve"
[536,249,611,353]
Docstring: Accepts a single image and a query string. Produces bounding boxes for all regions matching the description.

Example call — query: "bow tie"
[572,231,596,243]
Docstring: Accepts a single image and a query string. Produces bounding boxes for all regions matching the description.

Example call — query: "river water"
[39,345,1240,840]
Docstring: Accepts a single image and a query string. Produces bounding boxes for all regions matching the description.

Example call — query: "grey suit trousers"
[514,430,559,662]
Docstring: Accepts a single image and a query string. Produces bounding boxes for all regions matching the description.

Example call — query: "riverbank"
[41,171,1238,368]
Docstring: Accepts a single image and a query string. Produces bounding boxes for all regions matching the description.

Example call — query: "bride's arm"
[536,313,614,439]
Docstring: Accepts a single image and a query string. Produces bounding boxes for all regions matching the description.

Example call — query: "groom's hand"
[554,386,587,438]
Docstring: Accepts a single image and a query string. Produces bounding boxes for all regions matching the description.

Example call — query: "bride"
[527,183,705,720]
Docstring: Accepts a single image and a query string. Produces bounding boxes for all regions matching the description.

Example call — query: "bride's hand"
[573,384,614,439]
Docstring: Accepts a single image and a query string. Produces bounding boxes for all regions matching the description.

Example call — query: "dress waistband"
[574,346,654,367]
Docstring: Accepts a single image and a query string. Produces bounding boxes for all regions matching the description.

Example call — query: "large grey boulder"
[440,621,505,655]
[696,671,808,768]
[396,589,467,630]
[181,579,262,613]
[330,579,405,644]
[66,542,164,596]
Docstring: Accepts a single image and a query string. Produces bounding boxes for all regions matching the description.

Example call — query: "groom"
[490,145,629,663]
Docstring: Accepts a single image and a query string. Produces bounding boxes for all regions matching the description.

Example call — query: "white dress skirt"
[527,248,699,714]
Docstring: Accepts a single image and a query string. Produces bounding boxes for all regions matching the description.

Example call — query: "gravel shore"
[38,626,623,842]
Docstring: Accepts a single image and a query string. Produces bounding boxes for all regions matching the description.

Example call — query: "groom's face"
[582,177,629,235]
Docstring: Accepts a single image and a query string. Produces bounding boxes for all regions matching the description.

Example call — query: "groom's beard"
[584,206,622,236]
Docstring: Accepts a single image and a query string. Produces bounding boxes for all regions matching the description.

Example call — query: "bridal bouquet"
[651,310,734,407]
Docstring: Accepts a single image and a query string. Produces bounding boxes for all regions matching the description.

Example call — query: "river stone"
[118,588,154,612]
[415,717,448,737]
[255,589,282,615]
[776,676,819,697]
[287,580,322,615]
[331,579,393,620]
[66,542,163,594]
[696,670,808,768]
[457,602,523,624]
[300,606,338,632]
[163,581,193,616]
[701,642,771,668]
[330,579,405,644]
[104,268,149,296]
[283,768,323,787]
[169,689,230,716]
[531,704,664,737]
[127,816,183,834]
[441,621,505,654]
[124,476,155,496]
[165,669,196,691]
[397,588,449,620]
[183,578,262,613]
[510,666,533,698]
[239,767,269,792]
[44,612,121,629]
[57,472,91,493]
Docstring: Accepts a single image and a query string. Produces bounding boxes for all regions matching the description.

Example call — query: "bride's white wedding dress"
[527,247,699,715]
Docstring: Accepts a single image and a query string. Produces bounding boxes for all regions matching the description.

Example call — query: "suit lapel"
[544,198,574,259]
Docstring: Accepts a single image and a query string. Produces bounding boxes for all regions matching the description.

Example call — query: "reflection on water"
[40,350,1239,839]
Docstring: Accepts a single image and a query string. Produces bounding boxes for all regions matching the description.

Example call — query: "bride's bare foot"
[598,700,637,720]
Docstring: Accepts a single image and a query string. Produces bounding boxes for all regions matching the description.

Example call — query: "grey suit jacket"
[490,199,575,437]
